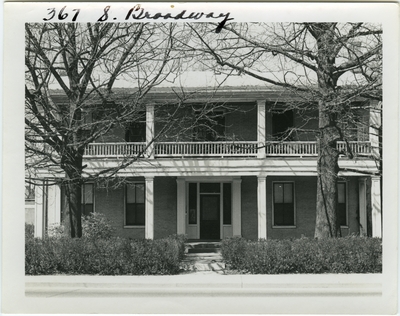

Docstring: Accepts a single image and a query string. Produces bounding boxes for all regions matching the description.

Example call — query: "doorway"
[200,194,221,240]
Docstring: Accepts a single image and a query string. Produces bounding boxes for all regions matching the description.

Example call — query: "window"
[126,183,145,226]
[125,112,146,142]
[81,183,94,216]
[273,182,295,226]
[337,182,347,227]
[193,110,225,141]
[272,109,294,140]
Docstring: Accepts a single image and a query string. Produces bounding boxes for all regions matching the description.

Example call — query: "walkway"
[183,241,226,273]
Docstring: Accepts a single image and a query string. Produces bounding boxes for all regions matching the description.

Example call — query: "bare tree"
[185,22,382,238]
[25,22,184,237]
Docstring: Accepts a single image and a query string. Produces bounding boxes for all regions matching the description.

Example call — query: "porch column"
[257,100,266,158]
[232,178,242,236]
[47,184,61,226]
[358,178,368,236]
[369,101,381,159]
[145,176,154,239]
[257,175,267,239]
[176,178,186,235]
[146,104,155,159]
[34,182,45,238]
[371,176,382,238]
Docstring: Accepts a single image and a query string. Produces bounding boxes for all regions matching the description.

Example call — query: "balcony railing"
[84,141,372,158]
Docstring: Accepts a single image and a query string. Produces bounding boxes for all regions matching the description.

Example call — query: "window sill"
[124,225,145,229]
[272,225,296,229]
[340,226,349,229]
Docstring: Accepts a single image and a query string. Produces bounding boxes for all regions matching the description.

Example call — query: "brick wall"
[154,177,177,239]
[95,181,144,239]
[239,176,360,240]
[225,103,257,141]
[267,176,317,239]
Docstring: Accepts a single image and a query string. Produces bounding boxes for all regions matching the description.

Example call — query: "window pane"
[338,183,346,204]
[82,184,93,203]
[126,204,136,226]
[126,185,136,203]
[135,204,146,226]
[283,183,293,203]
[82,204,93,216]
[135,184,145,203]
[283,204,295,225]
[223,183,232,225]
[274,204,285,225]
[274,183,284,203]
[338,203,347,226]
[200,183,220,193]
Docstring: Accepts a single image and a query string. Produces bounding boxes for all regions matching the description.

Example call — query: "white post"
[146,104,155,159]
[145,176,154,239]
[232,178,242,236]
[371,176,382,238]
[34,182,45,238]
[257,176,267,239]
[47,184,61,226]
[369,101,381,159]
[358,178,368,237]
[257,100,266,158]
[176,178,186,235]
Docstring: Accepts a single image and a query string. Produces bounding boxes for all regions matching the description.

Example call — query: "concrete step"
[185,242,222,254]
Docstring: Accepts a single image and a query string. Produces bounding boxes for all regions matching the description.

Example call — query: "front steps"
[183,242,226,273]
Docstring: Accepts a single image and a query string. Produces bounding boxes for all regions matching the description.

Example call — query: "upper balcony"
[84,140,373,158]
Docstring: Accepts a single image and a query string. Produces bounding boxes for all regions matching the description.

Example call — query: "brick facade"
[92,175,360,240]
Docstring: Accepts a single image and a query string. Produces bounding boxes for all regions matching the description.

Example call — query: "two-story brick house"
[32,87,382,240]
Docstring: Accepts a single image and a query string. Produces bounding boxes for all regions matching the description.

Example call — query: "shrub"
[81,213,114,239]
[25,234,187,275]
[221,236,382,274]
[25,223,34,240]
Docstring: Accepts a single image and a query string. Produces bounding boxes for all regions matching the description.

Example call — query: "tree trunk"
[314,105,341,238]
[64,174,82,238]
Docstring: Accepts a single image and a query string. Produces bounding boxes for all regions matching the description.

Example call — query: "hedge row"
[26,234,186,275]
[221,236,382,274]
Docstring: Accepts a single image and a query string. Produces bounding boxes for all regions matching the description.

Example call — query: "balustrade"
[84,141,372,158]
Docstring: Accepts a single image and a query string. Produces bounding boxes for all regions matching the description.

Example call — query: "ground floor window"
[81,183,94,216]
[273,182,295,227]
[126,183,145,226]
[337,182,347,227]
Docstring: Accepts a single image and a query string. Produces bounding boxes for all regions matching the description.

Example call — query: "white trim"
[272,181,296,228]
[371,176,382,237]
[358,178,368,236]
[257,176,267,239]
[176,178,186,235]
[146,104,155,159]
[257,100,266,158]
[145,177,154,239]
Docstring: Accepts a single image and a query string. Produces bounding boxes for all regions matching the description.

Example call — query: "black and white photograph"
[2,2,399,314]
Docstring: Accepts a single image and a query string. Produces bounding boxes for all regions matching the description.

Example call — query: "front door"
[200,194,220,240]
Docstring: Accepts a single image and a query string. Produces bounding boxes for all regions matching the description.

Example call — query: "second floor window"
[126,183,145,226]
[272,109,294,141]
[193,111,225,141]
[273,182,295,226]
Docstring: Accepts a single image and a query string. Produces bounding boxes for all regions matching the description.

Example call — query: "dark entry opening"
[200,194,220,240]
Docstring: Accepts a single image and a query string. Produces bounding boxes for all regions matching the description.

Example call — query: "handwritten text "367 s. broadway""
[42,5,234,30]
